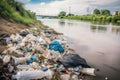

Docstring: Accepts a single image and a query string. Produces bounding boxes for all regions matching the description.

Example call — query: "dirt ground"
[0,17,42,34]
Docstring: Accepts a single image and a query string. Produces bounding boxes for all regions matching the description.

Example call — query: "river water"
[39,19,120,80]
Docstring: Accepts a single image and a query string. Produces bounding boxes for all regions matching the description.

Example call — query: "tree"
[93,9,100,15]
[67,13,74,16]
[114,11,120,16]
[101,9,110,16]
[58,11,66,18]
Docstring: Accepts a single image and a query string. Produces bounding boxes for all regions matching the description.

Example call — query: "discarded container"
[3,55,11,63]
[80,68,95,76]
[60,74,70,80]
[30,62,40,69]
[17,65,31,70]
[26,60,33,65]
[53,64,58,67]
[58,65,66,71]
[27,48,32,52]
[12,56,30,65]
[12,69,54,80]
[43,67,49,71]
[71,75,79,80]
[0,28,95,80]
[30,55,36,61]
[68,66,82,71]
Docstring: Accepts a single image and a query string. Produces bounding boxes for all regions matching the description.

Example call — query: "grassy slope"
[0,17,43,34]
[0,0,44,34]
[0,0,38,25]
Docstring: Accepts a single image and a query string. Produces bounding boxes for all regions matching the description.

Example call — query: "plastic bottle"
[60,74,70,80]
[3,55,10,63]
[43,67,49,71]
[12,69,54,80]
[81,68,95,76]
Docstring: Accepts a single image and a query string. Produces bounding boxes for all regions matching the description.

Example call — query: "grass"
[0,0,38,25]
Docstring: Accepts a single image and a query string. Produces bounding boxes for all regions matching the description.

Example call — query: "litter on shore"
[0,27,95,80]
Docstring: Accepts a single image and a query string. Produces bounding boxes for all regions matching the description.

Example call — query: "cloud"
[89,0,119,5]
[25,0,89,15]
[24,0,119,15]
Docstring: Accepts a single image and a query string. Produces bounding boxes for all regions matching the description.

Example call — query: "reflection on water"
[90,25,107,32]
[91,21,110,25]
[58,19,65,26]
[90,24,120,35]
[111,27,120,34]
[58,19,75,27]
[39,19,120,80]
[91,21,120,26]
[112,22,120,26]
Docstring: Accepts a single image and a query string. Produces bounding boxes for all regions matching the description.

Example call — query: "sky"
[17,0,120,16]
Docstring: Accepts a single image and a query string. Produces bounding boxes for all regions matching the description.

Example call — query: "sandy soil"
[0,17,42,34]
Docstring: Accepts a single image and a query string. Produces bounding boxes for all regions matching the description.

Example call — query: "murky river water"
[39,19,120,80]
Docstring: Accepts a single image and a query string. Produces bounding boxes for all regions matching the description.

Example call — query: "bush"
[0,0,37,25]
[112,15,120,22]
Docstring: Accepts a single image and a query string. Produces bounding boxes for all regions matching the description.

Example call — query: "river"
[38,19,120,80]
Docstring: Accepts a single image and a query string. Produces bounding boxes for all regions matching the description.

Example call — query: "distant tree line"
[58,11,74,18]
[93,9,110,16]
[57,9,120,23]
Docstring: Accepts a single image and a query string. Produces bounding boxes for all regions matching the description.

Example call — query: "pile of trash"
[0,27,95,80]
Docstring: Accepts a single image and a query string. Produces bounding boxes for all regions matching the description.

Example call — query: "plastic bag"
[49,40,64,53]
[57,54,90,68]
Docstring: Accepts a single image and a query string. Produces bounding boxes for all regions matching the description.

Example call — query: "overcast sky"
[17,0,120,16]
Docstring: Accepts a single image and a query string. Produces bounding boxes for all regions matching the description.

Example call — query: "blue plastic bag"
[49,40,64,53]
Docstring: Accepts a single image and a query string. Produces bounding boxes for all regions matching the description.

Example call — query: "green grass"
[0,0,38,25]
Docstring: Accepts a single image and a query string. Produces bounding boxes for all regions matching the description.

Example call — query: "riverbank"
[0,17,44,63]
[0,18,44,34]
[0,21,95,80]
[63,15,120,23]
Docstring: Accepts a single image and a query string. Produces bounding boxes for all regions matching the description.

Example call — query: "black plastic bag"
[19,31,29,37]
[57,54,90,68]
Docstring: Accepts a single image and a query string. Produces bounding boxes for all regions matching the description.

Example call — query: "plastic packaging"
[12,69,54,80]
[12,56,30,65]
[60,74,70,80]
[30,55,36,61]
[43,67,49,71]
[80,68,95,76]
[71,75,79,80]
[3,55,10,63]
[26,60,33,65]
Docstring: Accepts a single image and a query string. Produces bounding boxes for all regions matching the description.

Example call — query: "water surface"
[39,19,120,80]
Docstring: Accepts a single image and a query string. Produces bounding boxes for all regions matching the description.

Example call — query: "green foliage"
[0,0,37,25]
[65,15,113,22]
[101,9,110,16]
[93,9,110,16]
[58,11,66,18]
[114,11,120,16]
[93,9,100,15]
[112,15,120,22]
[58,9,120,23]
[67,13,74,16]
